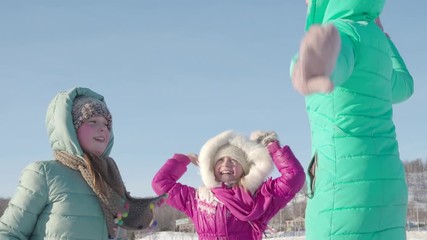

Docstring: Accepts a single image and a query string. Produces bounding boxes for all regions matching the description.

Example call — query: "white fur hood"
[198,130,274,194]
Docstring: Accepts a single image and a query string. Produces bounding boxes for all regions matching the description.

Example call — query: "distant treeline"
[1,158,426,231]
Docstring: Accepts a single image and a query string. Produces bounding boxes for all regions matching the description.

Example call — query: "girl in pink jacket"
[152,130,305,240]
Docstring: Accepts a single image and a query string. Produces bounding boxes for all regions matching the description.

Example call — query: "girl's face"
[77,116,111,156]
[214,157,244,185]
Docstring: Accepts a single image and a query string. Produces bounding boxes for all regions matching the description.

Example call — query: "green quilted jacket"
[293,0,414,239]
[0,87,114,239]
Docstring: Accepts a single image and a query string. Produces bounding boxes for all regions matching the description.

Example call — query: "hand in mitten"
[250,130,278,147]
[187,153,199,166]
[292,24,341,95]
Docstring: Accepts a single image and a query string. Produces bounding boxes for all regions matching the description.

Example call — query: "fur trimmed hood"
[198,130,274,194]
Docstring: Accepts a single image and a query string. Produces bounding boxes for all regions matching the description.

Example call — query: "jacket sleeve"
[151,154,197,218]
[267,141,305,199]
[330,30,356,87]
[0,162,49,240]
[254,142,305,223]
[387,39,414,103]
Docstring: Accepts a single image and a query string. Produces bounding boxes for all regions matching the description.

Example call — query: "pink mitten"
[292,24,341,95]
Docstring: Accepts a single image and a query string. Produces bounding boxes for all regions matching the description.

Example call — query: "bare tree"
[404,158,427,228]
[152,205,186,231]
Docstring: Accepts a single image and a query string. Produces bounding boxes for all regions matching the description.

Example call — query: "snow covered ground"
[138,231,427,240]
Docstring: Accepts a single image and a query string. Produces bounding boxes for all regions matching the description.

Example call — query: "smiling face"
[77,116,111,156]
[214,156,245,185]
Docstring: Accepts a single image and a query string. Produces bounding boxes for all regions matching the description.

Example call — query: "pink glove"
[292,24,341,95]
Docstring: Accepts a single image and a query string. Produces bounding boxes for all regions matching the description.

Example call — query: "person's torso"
[307,19,398,157]
[31,161,109,239]
[192,200,261,240]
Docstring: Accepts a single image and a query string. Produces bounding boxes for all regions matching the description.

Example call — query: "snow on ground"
[138,231,427,240]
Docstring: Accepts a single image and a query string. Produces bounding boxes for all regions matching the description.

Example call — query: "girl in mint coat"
[0,87,161,240]
[290,0,414,239]
[152,130,305,240]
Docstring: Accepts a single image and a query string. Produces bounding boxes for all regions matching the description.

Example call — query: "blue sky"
[1,1,426,198]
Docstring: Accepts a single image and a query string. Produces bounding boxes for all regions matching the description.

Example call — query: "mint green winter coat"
[0,87,114,239]
[292,1,414,239]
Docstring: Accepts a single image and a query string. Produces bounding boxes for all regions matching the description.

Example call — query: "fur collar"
[198,130,273,194]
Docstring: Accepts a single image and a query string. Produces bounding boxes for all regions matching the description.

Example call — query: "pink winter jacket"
[152,141,305,240]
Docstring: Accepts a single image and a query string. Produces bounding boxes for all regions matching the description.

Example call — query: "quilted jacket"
[152,142,305,240]
[292,1,414,239]
[0,87,114,239]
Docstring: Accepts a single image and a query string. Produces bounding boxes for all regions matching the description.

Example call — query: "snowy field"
[138,231,427,240]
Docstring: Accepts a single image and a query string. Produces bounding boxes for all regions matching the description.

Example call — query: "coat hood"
[305,0,385,30]
[45,87,114,158]
[198,130,273,194]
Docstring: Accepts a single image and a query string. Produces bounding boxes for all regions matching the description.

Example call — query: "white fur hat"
[198,130,274,194]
